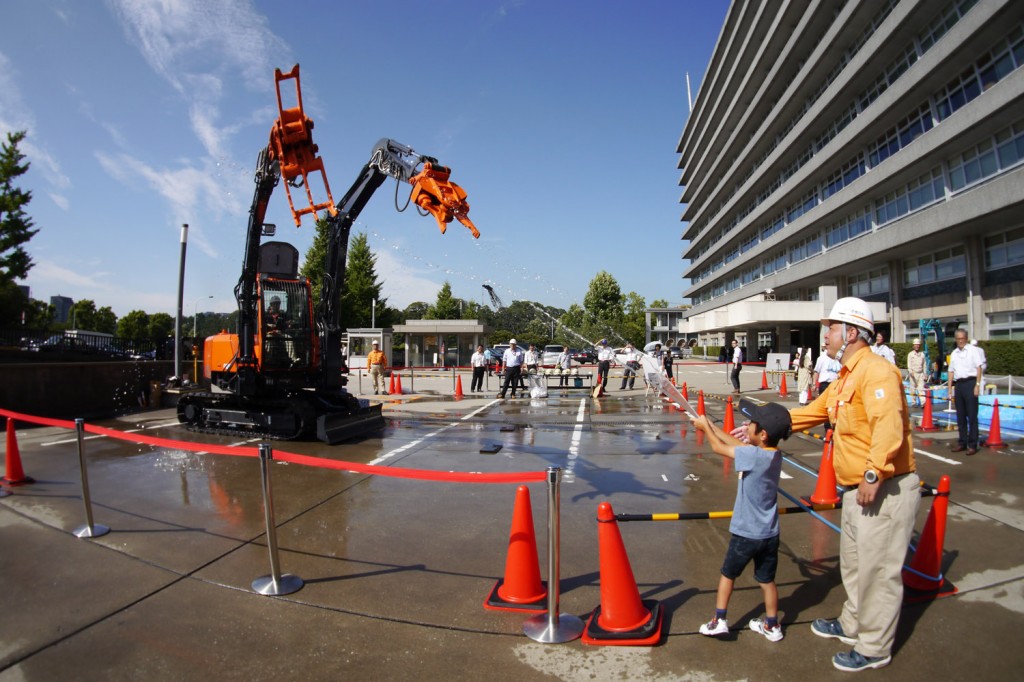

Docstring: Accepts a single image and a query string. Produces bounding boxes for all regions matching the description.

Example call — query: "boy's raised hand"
[690,414,710,431]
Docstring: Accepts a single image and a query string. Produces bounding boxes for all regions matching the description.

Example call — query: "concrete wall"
[0,359,174,420]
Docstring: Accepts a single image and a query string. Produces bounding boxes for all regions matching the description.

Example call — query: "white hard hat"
[509,338,517,344]
[821,297,874,333]
[913,338,921,345]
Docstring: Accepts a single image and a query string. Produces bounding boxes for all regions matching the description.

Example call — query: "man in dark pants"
[947,328,985,455]
[730,339,743,394]
[498,338,525,399]
[596,339,615,393]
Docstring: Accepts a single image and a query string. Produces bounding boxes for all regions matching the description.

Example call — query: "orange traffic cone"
[395,373,404,395]
[484,486,547,612]
[2,418,34,486]
[779,373,789,398]
[903,476,953,593]
[761,370,769,390]
[455,374,465,399]
[670,377,676,386]
[388,373,396,395]
[986,399,1007,448]
[917,388,938,431]
[582,501,663,646]
[697,390,705,416]
[803,430,839,505]
[723,396,735,433]
[681,382,688,401]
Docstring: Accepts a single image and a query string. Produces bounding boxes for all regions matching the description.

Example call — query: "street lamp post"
[191,295,213,384]
[174,224,188,382]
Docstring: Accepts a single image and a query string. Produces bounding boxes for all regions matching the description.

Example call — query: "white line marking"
[914,448,962,466]
[661,474,668,482]
[369,400,499,465]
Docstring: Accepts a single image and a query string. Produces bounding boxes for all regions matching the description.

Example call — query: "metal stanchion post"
[410,367,415,394]
[251,443,304,596]
[357,369,363,394]
[72,418,109,538]
[523,466,583,643]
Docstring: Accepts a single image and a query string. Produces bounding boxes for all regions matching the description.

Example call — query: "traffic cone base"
[582,600,663,646]
[2,419,34,486]
[483,578,548,613]
[483,486,547,612]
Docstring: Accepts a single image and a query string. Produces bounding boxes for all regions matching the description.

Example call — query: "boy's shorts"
[720,533,780,583]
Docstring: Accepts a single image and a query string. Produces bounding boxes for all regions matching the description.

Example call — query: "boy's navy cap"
[738,399,792,442]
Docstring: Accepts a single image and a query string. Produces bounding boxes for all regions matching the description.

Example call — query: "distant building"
[51,295,73,324]
[677,0,1024,351]
[644,305,691,346]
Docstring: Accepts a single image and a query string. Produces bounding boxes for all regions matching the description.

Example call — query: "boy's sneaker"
[749,618,783,642]
[811,617,856,645]
[699,618,729,636]
[833,650,891,672]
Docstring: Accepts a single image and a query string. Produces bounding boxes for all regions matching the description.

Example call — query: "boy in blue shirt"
[690,398,792,642]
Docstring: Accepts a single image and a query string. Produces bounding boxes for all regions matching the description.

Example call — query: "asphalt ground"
[2,361,1023,681]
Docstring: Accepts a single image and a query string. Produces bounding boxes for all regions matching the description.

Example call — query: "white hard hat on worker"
[821,296,874,363]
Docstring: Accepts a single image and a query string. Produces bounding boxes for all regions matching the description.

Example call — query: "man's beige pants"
[838,472,920,658]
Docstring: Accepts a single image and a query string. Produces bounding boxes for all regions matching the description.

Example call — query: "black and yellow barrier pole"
[615,502,842,523]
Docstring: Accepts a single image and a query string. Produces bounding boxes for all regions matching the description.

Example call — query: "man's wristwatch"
[863,469,878,484]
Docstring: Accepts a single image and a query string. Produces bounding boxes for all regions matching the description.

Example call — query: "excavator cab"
[258,281,314,375]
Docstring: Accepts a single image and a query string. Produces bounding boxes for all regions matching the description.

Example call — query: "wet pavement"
[2,362,1023,680]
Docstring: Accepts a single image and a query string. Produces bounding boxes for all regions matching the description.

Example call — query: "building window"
[988,311,1024,340]
[903,246,966,286]
[850,267,890,297]
[950,120,1024,192]
[984,226,1024,270]
[875,169,943,227]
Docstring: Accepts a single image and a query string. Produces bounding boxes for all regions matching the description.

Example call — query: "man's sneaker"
[811,618,856,645]
[749,618,783,642]
[699,618,729,636]
[833,650,891,672]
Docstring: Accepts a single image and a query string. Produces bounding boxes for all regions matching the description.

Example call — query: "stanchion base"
[73,523,110,538]
[523,612,584,644]
[252,573,304,596]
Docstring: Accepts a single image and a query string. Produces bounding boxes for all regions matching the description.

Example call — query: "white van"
[542,344,565,367]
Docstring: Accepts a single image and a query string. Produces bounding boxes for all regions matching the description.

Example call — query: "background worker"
[596,339,615,393]
[497,339,525,399]
[556,345,572,387]
[788,297,918,672]
[620,343,640,390]
[811,344,840,433]
[947,328,986,456]
[663,339,675,382]
[906,338,927,408]
[470,344,487,393]
[871,332,896,364]
[367,341,387,395]
[730,338,743,394]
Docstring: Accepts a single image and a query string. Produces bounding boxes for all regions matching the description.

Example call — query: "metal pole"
[72,418,109,538]
[251,443,304,596]
[174,224,188,381]
[523,466,583,643]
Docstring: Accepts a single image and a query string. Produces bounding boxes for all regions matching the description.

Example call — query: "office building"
[677,0,1024,355]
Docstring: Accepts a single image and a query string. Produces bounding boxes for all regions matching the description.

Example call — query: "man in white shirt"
[871,332,896,365]
[730,339,743,394]
[596,340,616,394]
[470,345,487,393]
[556,346,572,387]
[497,339,526,399]
[619,343,640,390]
[947,329,986,455]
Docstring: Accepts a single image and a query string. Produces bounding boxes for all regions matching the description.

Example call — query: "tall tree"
[299,214,331,305]
[425,281,460,319]
[0,131,38,321]
[68,299,98,330]
[583,271,624,325]
[621,291,647,346]
[338,232,387,328]
[117,310,151,344]
[95,306,118,334]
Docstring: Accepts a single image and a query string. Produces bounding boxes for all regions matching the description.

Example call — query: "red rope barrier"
[0,407,545,484]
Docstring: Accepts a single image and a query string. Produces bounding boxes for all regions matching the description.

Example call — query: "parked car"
[571,348,597,364]
[541,344,564,366]
[670,346,684,358]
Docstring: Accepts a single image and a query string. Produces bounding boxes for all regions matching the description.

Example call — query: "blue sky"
[0,0,728,318]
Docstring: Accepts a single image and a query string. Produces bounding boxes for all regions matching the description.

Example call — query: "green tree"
[149,312,174,345]
[650,298,669,308]
[621,291,647,346]
[403,301,430,321]
[95,306,118,334]
[338,232,388,329]
[426,281,460,319]
[299,214,331,305]
[68,299,98,330]
[117,310,151,344]
[583,271,623,325]
[23,298,54,336]
[0,131,39,321]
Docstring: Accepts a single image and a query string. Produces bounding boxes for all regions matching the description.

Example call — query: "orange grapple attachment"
[269,65,337,226]
[408,163,480,239]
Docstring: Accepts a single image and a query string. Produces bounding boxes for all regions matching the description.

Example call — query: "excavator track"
[176,391,384,443]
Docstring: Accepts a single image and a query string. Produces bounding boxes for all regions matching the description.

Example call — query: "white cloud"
[374,248,441,309]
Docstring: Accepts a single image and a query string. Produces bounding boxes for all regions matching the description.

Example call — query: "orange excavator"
[178,65,479,442]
